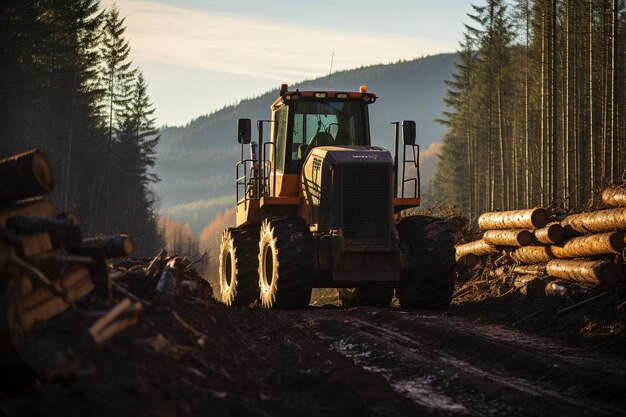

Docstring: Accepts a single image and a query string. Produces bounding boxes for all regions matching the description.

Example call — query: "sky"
[101,0,474,127]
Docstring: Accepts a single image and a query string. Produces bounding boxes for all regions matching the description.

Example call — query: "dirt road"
[237,306,626,417]
[2,279,625,417]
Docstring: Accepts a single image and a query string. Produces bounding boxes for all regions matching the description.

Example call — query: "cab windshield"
[284,99,370,172]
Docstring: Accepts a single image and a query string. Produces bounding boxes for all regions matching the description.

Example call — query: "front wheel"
[218,226,260,307]
[396,215,456,309]
[258,217,314,309]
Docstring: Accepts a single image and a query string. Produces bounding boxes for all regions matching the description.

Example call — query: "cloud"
[161,194,234,216]
[420,142,442,162]
[105,1,448,82]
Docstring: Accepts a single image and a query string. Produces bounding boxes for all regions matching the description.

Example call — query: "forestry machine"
[218,84,456,309]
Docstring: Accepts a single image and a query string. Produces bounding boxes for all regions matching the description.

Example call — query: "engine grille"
[342,164,390,240]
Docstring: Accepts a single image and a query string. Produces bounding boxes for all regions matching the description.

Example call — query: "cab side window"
[274,106,288,172]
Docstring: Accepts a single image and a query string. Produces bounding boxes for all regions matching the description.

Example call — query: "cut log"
[0,150,54,206]
[510,246,554,264]
[478,207,550,230]
[457,253,479,270]
[455,239,497,261]
[7,215,82,249]
[534,222,566,244]
[513,275,540,295]
[483,229,533,247]
[561,207,626,234]
[550,232,626,259]
[0,197,55,228]
[82,234,134,259]
[19,266,94,332]
[546,259,622,285]
[512,263,547,276]
[601,185,626,207]
[88,298,141,345]
[19,232,53,258]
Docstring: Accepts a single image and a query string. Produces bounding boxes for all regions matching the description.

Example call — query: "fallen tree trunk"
[546,259,622,285]
[82,234,134,259]
[455,239,497,261]
[601,186,626,207]
[510,246,553,264]
[550,232,626,259]
[561,208,626,234]
[483,229,533,247]
[0,150,54,206]
[534,222,566,244]
[478,207,550,230]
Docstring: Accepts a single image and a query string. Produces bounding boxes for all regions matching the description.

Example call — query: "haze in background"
[101,0,472,126]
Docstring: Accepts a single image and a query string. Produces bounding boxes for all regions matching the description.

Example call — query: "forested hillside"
[156,53,457,232]
[0,0,163,255]
[433,0,626,218]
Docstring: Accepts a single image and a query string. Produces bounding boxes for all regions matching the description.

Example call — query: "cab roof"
[271,89,378,111]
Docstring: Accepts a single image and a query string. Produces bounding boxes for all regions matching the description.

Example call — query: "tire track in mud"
[293,308,626,417]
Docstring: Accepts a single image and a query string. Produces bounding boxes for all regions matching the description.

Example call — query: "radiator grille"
[343,164,390,240]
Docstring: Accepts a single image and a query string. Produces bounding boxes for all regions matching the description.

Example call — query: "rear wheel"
[258,217,314,309]
[218,226,260,307]
[396,215,456,309]
[339,285,394,308]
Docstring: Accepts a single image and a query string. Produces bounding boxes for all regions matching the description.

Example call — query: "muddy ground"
[1,269,625,417]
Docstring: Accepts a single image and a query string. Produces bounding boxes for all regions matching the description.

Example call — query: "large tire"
[339,285,394,308]
[396,215,456,309]
[258,217,314,309]
[218,225,260,307]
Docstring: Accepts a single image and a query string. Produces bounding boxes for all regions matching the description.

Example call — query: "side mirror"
[402,120,416,145]
[237,118,252,144]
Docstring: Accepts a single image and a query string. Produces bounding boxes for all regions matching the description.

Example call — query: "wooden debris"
[146,248,167,278]
[510,246,554,264]
[512,263,546,276]
[457,253,479,270]
[455,239,497,261]
[483,229,533,247]
[82,234,134,259]
[478,207,549,230]
[550,232,626,259]
[534,222,566,244]
[601,185,626,208]
[544,280,582,297]
[561,208,626,234]
[546,259,622,285]
[88,298,142,345]
[8,263,94,333]
[513,275,539,295]
[156,258,183,299]
[0,150,54,206]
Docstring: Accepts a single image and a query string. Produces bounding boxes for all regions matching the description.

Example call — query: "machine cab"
[269,85,377,176]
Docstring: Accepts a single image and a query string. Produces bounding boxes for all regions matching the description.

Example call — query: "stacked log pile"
[0,150,137,371]
[0,150,211,387]
[455,189,626,299]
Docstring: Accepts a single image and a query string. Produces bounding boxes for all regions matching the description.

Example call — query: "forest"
[0,0,163,256]
[432,0,626,219]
